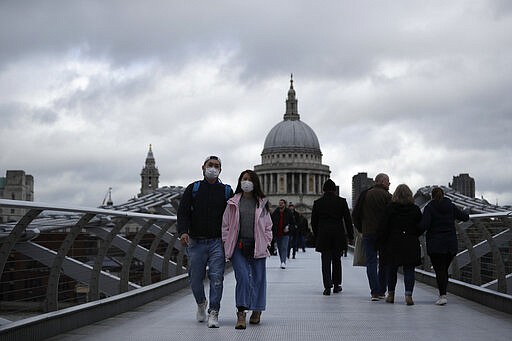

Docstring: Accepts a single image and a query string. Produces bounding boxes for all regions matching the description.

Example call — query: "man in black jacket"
[311,179,354,295]
[271,199,295,269]
[177,156,233,328]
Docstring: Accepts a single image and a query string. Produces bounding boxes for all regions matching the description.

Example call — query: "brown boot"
[385,292,395,303]
[235,311,246,329]
[249,311,261,324]
[405,295,414,306]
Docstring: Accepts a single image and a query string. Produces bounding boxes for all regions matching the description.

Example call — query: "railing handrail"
[0,199,176,222]
[469,211,512,219]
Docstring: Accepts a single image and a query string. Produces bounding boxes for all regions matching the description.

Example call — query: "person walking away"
[287,203,300,259]
[360,173,392,301]
[222,170,273,329]
[297,211,309,252]
[422,187,469,305]
[311,179,354,295]
[177,155,233,328]
[377,184,422,305]
[271,199,295,269]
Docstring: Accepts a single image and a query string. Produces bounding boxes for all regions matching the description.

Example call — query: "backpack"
[192,180,231,201]
[352,186,372,233]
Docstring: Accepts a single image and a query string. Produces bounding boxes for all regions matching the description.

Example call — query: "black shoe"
[333,285,342,293]
[323,288,331,296]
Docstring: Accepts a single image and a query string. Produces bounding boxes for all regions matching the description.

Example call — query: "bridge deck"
[48,250,512,341]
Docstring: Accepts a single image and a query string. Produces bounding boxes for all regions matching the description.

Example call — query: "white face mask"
[204,167,220,180]
[240,180,254,193]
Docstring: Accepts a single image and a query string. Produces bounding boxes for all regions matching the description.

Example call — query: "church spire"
[284,73,300,121]
[139,144,159,197]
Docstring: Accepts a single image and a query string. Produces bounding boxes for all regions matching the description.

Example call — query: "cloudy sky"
[1,1,511,208]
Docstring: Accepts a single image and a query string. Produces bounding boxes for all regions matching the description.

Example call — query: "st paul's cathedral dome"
[254,75,331,212]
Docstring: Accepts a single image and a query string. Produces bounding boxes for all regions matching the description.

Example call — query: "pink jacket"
[222,193,273,259]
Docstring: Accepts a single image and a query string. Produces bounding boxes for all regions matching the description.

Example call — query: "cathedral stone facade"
[254,76,330,214]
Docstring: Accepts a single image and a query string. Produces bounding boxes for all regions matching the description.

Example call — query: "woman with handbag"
[222,170,273,329]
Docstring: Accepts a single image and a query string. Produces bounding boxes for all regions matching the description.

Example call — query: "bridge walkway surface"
[47,249,512,341]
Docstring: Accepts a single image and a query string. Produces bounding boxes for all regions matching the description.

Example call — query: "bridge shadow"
[47,250,512,341]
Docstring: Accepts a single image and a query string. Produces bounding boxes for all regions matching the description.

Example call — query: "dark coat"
[361,184,392,235]
[177,179,232,239]
[422,197,470,255]
[377,202,423,266]
[311,193,354,252]
[271,207,295,237]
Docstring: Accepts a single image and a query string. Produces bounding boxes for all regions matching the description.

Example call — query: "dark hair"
[323,179,336,192]
[431,187,444,201]
[234,170,267,209]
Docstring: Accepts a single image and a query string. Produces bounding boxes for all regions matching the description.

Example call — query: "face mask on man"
[240,180,254,193]
[204,167,220,180]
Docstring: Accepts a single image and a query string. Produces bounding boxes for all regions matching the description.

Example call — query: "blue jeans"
[276,235,290,264]
[386,264,415,295]
[231,247,267,311]
[363,234,386,295]
[187,238,225,312]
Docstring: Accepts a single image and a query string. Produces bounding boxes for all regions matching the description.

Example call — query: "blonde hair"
[392,184,414,205]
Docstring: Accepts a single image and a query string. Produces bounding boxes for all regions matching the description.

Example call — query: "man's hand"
[180,233,190,246]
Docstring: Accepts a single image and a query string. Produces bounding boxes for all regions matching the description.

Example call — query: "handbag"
[352,231,366,266]
[238,238,255,259]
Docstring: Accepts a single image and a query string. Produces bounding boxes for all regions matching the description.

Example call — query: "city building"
[0,170,34,223]
[351,172,375,208]
[254,75,330,215]
[450,173,475,198]
[139,145,160,197]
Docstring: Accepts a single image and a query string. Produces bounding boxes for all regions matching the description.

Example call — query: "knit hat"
[323,179,336,192]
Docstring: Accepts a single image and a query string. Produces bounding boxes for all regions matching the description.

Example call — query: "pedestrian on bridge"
[354,173,392,301]
[422,187,469,306]
[271,199,295,269]
[377,184,422,305]
[222,170,273,329]
[311,179,354,296]
[177,155,233,328]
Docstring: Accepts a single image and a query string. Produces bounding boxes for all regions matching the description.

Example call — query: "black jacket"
[177,179,232,239]
[311,192,354,252]
[271,207,295,237]
[377,202,423,266]
[422,197,469,255]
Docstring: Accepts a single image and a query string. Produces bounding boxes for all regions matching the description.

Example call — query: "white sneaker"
[435,295,447,305]
[207,310,219,328]
[280,262,286,269]
[196,299,207,322]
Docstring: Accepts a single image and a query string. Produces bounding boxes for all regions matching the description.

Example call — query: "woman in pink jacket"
[222,169,273,329]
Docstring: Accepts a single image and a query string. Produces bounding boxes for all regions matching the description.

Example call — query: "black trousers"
[429,253,455,296]
[321,250,342,289]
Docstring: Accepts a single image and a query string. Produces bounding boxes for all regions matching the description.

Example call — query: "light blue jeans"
[187,238,225,312]
[231,247,267,311]
[276,235,290,264]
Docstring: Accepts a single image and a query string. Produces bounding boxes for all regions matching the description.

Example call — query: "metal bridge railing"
[419,212,512,295]
[0,198,186,325]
